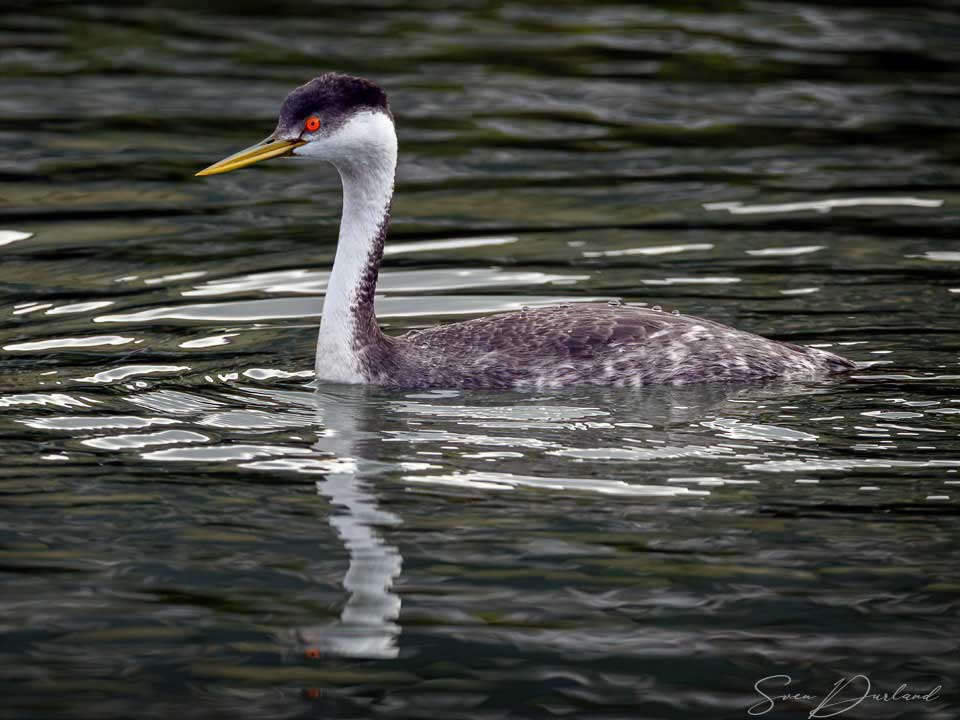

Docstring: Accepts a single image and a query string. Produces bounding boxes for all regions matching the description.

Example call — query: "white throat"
[300,111,397,384]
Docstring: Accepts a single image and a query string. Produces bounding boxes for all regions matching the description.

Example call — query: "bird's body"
[355,304,853,389]
[197,73,855,389]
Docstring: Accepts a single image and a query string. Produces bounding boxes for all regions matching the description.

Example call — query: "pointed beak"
[195,136,307,177]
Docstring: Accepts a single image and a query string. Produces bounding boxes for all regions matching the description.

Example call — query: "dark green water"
[1,2,958,718]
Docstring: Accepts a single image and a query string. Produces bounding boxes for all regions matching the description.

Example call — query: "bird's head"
[196,73,394,177]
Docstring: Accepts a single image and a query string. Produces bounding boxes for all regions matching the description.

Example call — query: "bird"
[196,73,855,390]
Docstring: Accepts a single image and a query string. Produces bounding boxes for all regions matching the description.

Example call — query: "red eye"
[304,116,320,132]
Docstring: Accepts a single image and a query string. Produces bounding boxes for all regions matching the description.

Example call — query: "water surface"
[1,1,958,718]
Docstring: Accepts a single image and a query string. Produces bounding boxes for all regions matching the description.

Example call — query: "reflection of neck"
[309,390,403,659]
[323,472,402,659]
[316,112,397,383]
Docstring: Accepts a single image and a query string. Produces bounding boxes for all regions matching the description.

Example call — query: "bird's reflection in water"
[268,377,841,660]
[314,471,402,659]
[292,387,403,660]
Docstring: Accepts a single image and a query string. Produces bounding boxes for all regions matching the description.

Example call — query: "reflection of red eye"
[304,116,320,132]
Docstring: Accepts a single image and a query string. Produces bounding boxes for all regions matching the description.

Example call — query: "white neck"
[302,111,397,383]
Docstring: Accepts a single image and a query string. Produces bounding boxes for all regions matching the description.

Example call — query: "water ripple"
[404,470,710,497]
[704,196,944,215]
[1,2,958,716]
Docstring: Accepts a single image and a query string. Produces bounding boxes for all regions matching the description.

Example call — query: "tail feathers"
[808,346,857,374]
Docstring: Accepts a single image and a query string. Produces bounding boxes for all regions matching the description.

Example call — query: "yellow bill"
[196,137,307,177]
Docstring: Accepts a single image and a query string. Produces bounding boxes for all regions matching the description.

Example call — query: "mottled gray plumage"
[353,304,854,389]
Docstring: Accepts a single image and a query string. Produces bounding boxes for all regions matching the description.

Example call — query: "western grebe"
[196,73,854,389]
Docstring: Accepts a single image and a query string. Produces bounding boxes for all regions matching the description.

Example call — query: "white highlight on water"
[3,335,135,351]
[0,230,32,247]
[704,197,944,214]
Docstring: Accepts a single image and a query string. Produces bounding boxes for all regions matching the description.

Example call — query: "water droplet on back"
[652,305,662,312]
[607,299,623,308]
[671,309,680,315]
[521,305,530,312]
